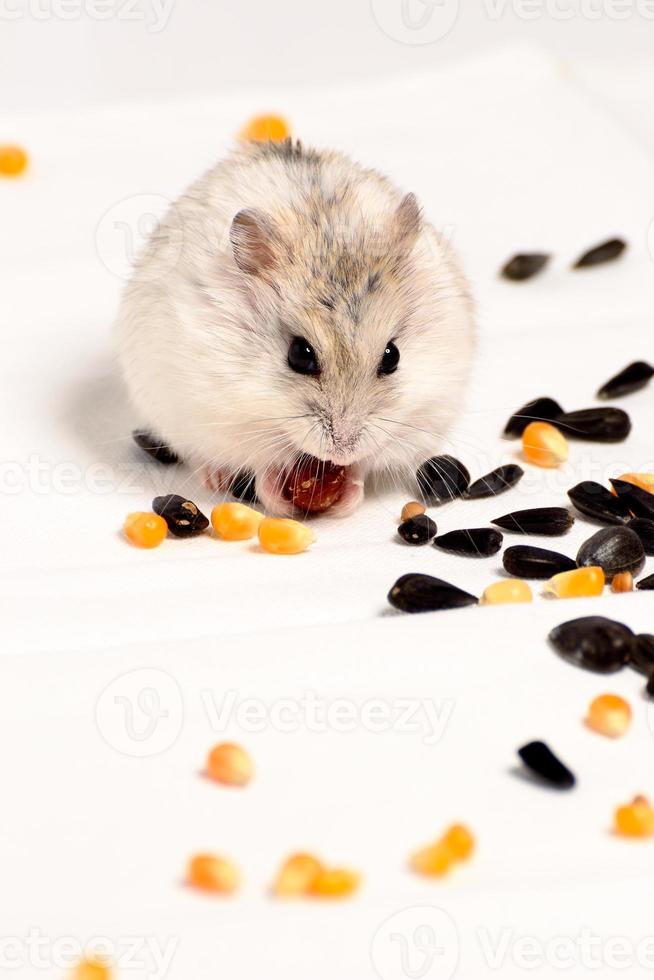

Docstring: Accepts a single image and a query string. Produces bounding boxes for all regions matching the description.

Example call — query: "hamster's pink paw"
[203,466,232,493]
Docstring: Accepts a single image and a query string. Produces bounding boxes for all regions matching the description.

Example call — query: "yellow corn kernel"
[545,565,605,598]
[481,579,533,605]
[401,500,426,522]
[587,694,631,738]
[273,852,323,896]
[442,823,475,861]
[410,840,454,877]
[614,796,654,838]
[611,473,654,496]
[258,517,315,555]
[71,958,112,980]
[123,511,168,548]
[206,742,253,786]
[187,853,240,894]
[0,144,28,177]
[522,421,569,468]
[240,114,290,143]
[211,502,263,541]
[307,867,360,898]
[612,571,633,593]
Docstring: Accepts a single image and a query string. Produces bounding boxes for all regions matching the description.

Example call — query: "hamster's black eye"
[288,336,320,376]
[379,340,400,376]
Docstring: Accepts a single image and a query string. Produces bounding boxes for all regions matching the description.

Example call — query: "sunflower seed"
[647,674,654,698]
[628,634,654,676]
[433,528,503,557]
[388,573,478,613]
[464,464,524,499]
[567,481,629,525]
[597,360,654,399]
[230,471,257,502]
[517,741,575,789]
[132,429,180,465]
[637,572,654,591]
[611,480,654,520]
[576,526,645,580]
[554,407,631,442]
[573,237,626,268]
[548,615,633,673]
[152,494,209,538]
[503,397,564,437]
[417,455,470,503]
[502,545,576,579]
[627,518,654,556]
[492,507,574,536]
[501,253,550,282]
[398,515,438,545]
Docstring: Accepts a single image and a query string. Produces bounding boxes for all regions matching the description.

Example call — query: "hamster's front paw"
[203,466,233,493]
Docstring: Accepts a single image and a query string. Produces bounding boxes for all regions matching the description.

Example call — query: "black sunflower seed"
[576,526,645,580]
[132,429,180,465]
[597,360,654,399]
[567,481,629,526]
[503,397,564,437]
[554,407,631,442]
[464,464,524,499]
[548,615,634,673]
[627,518,654,556]
[501,253,550,282]
[502,545,576,579]
[628,634,654,676]
[432,528,503,557]
[517,741,575,789]
[387,573,478,613]
[398,515,438,545]
[492,507,574,536]
[637,572,654,591]
[152,494,209,538]
[417,455,470,503]
[230,470,257,503]
[646,674,654,698]
[573,237,627,268]
[611,480,654,520]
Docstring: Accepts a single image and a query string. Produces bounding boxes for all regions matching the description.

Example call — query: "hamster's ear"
[230,209,279,278]
[393,193,422,250]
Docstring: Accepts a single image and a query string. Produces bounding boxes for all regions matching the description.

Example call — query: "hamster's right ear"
[230,209,279,279]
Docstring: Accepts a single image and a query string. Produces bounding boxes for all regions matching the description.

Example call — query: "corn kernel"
[401,500,426,522]
[587,694,631,738]
[611,473,654,496]
[211,502,263,541]
[123,511,168,548]
[612,571,634,593]
[273,852,323,896]
[545,565,605,598]
[442,823,475,861]
[206,742,253,786]
[307,867,360,898]
[71,958,112,980]
[258,517,315,554]
[522,421,569,468]
[614,796,654,838]
[187,853,240,894]
[240,114,290,143]
[410,840,454,877]
[0,144,28,177]
[481,579,533,605]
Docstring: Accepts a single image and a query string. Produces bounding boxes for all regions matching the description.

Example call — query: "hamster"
[115,138,475,516]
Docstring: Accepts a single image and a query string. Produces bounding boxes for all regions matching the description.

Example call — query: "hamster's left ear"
[393,193,422,250]
[230,209,279,278]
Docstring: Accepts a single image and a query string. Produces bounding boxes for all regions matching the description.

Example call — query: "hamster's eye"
[379,340,400,376]
[288,336,320,376]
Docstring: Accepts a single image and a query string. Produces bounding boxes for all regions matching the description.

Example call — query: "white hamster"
[116,138,475,516]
